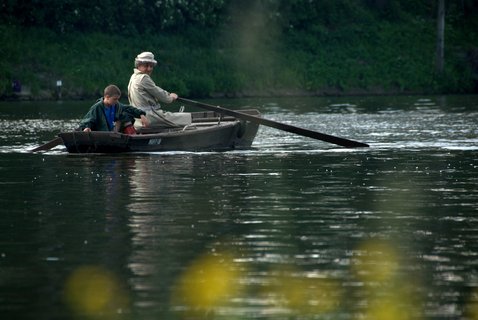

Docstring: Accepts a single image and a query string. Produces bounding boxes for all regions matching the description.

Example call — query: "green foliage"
[0,0,228,34]
[0,0,477,99]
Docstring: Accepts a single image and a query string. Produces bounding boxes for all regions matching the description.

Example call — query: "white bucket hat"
[135,52,157,65]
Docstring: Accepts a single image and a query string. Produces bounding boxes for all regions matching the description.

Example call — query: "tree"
[436,0,445,74]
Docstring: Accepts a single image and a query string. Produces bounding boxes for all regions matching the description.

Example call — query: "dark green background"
[1,0,477,99]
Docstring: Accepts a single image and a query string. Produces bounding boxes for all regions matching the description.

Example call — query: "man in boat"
[79,84,149,134]
[127,51,191,130]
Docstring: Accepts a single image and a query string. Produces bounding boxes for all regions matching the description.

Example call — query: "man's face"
[138,63,155,75]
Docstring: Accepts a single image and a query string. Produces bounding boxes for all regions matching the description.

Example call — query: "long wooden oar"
[178,97,369,148]
[30,137,63,152]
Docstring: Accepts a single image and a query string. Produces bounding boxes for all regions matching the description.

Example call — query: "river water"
[0,95,477,319]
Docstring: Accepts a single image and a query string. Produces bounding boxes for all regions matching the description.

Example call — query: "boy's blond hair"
[104,84,121,97]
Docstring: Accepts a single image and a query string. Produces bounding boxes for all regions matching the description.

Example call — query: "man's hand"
[140,114,150,127]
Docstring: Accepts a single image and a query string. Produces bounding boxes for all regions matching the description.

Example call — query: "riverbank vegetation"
[1,0,477,99]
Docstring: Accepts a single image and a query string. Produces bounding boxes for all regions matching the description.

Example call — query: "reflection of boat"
[58,110,260,153]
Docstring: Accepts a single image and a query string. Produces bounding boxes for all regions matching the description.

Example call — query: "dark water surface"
[0,95,477,319]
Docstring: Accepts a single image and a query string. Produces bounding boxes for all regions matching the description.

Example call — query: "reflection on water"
[0,95,477,319]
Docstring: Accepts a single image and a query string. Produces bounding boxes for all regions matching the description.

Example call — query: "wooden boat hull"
[58,110,260,153]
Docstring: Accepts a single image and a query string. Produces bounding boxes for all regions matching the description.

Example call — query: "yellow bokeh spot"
[366,300,405,320]
[467,303,478,319]
[352,240,400,283]
[64,265,128,318]
[173,252,243,311]
[364,295,418,320]
[466,289,478,319]
[262,267,341,315]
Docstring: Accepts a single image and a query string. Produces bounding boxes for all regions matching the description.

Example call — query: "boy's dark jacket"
[79,98,146,131]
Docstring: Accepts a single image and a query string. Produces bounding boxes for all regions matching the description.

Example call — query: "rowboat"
[31,99,369,153]
[57,110,261,153]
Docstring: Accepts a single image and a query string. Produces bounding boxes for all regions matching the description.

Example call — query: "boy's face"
[104,95,120,107]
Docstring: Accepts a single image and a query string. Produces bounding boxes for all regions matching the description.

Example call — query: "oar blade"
[178,98,369,148]
[30,137,63,152]
[236,111,369,148]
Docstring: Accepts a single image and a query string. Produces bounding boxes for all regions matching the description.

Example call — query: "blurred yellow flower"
[172,251,243,312]
[64,265,128,319]
[260,266,341,315]
[352,240,400,283]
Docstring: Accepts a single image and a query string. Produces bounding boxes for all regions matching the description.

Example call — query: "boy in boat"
[128,51,191,129]
[79,84,149,134]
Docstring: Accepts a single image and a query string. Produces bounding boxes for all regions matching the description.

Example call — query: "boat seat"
[136,127,181,134]
[192,116,236,123]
